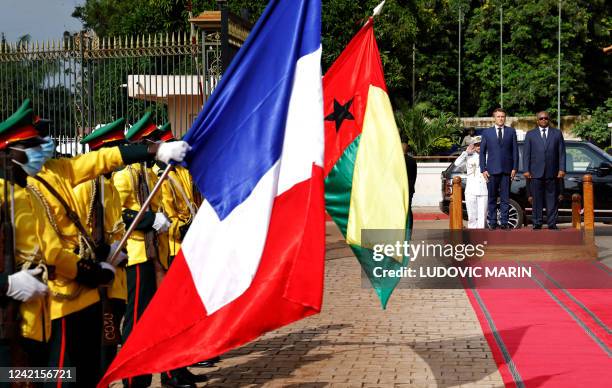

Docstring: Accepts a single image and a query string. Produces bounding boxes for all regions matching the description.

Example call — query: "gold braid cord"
[127,165,138,199]
[85,179,123,243]
[26,184,85,301]
[167,174,197,218]
[85,180,97,226]
[19,247,48,284]
[27,184,68,241]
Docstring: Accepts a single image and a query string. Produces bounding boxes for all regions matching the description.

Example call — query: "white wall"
[412,162,450,207]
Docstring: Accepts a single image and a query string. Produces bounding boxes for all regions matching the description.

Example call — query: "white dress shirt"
[495,126,504,140]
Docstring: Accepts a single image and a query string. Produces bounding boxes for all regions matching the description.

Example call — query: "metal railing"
[0,30,222,154]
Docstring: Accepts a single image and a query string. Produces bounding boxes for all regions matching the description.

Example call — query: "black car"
[439,140,612,228]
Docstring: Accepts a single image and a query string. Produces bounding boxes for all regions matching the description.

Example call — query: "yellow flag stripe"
[346,85,409,252]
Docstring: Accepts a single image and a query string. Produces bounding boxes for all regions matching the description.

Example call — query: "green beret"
[0,107,34,134]
[0,108,43,150]
[126,112,157,142]
[80,118,126,145]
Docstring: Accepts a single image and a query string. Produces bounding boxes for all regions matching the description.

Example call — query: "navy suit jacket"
[479,125,519,174]
[523,127,566,179]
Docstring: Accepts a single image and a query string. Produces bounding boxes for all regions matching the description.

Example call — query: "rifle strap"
[31,175,96,249]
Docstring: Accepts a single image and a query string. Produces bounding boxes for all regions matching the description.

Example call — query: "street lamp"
[558,1,562,129]
[499,5,503,108]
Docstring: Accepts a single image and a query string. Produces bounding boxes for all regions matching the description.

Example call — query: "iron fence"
[0,30,222,154]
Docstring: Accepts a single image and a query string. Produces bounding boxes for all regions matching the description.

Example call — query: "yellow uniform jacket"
[73,176,127,301]
[27,147,126,320]
[0,180,52,342]
[113,163,170,269]
[159,165,197,257]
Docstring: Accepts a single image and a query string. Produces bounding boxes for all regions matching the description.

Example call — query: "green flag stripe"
[324,135,360,236]
[324,136,409,309]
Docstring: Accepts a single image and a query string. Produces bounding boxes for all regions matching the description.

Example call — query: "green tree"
[395,102,462,156]
[571,97,612,149]
[72,0,267,37]
[0,36,69,130]
[70,0,611,118]
[464,0,611,117]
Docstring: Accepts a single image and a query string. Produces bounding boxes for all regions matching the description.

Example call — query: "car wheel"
[496,199,524,229]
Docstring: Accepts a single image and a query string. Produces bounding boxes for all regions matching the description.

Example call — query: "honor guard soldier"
[0,101,51,372]
[7,104,189,387]
[73,118,131,377]
[153,124,213,381]
[114,113,197,388]
[155,123,197,265]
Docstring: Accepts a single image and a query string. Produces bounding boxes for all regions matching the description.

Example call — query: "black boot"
[179,367,208,383]
[192,355,220,368]
[161,370,196,388]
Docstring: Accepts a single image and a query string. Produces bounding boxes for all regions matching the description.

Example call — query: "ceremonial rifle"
[91,177,120,347]
[192,182,203,209]
[0,152,27,372]
[137,164,160,263]
[136,164,165,286]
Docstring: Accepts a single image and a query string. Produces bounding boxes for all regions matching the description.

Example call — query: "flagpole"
[108,164,174,266]
[372,1,386,17]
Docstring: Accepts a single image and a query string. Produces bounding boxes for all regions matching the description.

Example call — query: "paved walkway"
[184,220,504,387]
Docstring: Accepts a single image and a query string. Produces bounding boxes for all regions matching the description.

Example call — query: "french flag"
[99,0,324,384]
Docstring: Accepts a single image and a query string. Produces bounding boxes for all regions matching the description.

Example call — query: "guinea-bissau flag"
[323,17,409,309]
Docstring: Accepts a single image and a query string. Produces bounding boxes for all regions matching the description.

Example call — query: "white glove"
[99,262,116,275]
[108,241,128,266]
[153,212,171,233]
[7,268,48,302]
[156,141,191,164]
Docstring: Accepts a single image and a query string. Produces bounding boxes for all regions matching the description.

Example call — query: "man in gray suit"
[523,111,566,229]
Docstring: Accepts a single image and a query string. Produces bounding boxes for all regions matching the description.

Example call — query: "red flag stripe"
[99,166,325,386]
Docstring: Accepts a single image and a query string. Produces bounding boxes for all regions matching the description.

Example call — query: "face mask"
[10,146,46,176]
[40,137,55,160]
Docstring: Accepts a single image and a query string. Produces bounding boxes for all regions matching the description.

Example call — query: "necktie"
[497,127,502,144]
[542,129,547,141]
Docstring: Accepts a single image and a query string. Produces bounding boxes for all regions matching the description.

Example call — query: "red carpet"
[464,261,612,387]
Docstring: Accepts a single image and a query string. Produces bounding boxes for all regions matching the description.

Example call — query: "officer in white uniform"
[454,136,488,228]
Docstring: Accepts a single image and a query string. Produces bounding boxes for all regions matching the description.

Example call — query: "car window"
[566,145,606,172]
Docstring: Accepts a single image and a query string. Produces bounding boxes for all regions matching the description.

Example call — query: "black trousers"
[1,337,49,387]
[100,298,126,377]
[47,302,102,387]
[531,177,559,227]
[408,192,414,239]
[122,262,157,388]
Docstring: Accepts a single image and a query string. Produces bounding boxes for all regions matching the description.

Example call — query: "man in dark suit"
[479,108,518,229]
[523,111,566,229]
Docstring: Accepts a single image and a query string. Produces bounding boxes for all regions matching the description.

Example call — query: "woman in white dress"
[453,136,488,228]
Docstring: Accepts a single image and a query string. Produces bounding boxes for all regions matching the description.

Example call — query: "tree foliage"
[395,102,462,156]
[0,37,67,131]
[571,98,612,149]
[70,0,611,121]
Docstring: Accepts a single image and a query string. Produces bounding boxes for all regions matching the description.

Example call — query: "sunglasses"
[538,117,549,120]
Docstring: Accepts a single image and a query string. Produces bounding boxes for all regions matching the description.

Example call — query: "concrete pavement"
[142,213,612,387]
[188,219,505,387]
